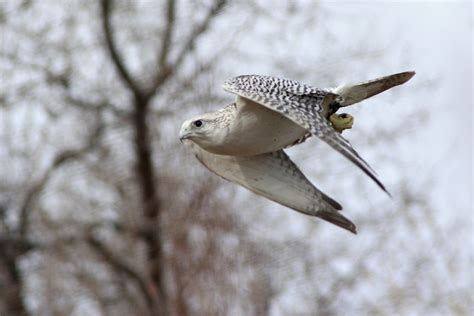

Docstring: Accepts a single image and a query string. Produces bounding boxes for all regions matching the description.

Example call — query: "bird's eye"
[193,120,203,127]
[340,114,347,118]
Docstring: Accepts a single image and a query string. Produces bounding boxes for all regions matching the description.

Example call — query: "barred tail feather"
[334,71,415,106]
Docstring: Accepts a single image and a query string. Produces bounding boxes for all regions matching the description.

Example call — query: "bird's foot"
[329,113,354,133]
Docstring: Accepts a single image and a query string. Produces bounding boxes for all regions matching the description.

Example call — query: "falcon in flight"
[180,71,415,233]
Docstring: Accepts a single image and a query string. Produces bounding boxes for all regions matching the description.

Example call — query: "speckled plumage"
[180,71,415,233]
[211,103,236,128]
[223,74,387,193]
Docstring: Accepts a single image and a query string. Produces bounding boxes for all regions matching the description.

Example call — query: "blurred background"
[0,0,472,315]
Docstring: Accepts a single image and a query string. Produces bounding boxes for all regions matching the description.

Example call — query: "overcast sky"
[301,0,473,221]
[0,1,471,314]
[231,3,473,311]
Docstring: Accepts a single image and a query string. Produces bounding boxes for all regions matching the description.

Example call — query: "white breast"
[210,97,307,156]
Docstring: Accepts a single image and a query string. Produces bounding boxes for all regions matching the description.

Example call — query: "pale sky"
[339,1,473,216]
[227,3,473,312]
[1,1,471,314]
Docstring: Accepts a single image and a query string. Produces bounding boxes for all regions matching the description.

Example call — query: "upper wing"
[223,75,390,196]
[186,141,356,234]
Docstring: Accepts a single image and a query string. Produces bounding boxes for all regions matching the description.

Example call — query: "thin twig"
[86,234,160,315]
[157,0,175,72]
[147,0,228,98]
[18,120,104,237]
[100,0,141,97]
[173,0,227,70]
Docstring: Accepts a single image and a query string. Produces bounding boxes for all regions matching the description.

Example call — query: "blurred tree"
[0,0,263,314]
[0,0,470,315]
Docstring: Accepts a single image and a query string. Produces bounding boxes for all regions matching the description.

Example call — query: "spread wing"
[223,75,390,196]
[186,141,357,234]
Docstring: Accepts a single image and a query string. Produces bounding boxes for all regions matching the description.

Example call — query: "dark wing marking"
[223,75,390,196]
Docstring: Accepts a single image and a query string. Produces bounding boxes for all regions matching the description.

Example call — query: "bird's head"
[179,113,219,148]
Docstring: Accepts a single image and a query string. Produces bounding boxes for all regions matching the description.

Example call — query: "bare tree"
[0,1,470,315]
[0,0,281,314]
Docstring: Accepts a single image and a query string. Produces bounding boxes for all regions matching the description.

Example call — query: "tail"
[316,209,357,234]
[332,71,415,106]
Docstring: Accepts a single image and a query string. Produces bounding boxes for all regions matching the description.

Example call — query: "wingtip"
[346,222,357,234]
[317,210,358,235]
[368,172,392,198]
[378,181,393,198]
[388,70,416,86]
[347,222,357,234]
[380,184,393,199]
[402,70,416,82]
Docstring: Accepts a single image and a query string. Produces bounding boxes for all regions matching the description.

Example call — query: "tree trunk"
[0,254,28,316]
[133,93,166,315]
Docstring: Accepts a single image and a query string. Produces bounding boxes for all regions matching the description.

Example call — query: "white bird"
[180,71,415,233]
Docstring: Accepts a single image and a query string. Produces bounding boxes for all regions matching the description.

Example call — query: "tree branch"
[144,0,176,99]
[18,120,104,237]
[100,0,141,97]
[0,235,38,257]
[157,0,175,72]
[0,251,29,316]
[86,234,161,315]
[173,0,227,70]
[132,93,167,313]
[162,36,235,105]
[146,0,227,98]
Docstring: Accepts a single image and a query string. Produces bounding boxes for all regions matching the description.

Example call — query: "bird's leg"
[329,113,354,133]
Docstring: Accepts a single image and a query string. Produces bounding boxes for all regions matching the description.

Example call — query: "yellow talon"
[329,113,354,133]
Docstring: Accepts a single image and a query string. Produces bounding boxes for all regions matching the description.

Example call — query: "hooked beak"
[179,127,190,143]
